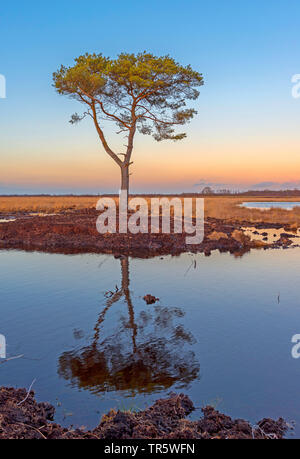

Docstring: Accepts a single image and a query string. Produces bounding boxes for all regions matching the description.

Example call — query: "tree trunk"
[119,165,129,231]
[120,165,129,194]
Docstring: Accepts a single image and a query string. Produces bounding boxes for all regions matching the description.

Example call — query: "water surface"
[1,248,300,436]
[241,201,300,210]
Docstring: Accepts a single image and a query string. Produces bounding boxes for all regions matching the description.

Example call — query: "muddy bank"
[0,209,298,257]
[0,388,287,439]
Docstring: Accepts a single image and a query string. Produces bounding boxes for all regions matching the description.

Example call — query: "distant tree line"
[2,189,300,197]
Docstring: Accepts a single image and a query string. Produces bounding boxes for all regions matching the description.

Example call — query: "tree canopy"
[53,52,203,191]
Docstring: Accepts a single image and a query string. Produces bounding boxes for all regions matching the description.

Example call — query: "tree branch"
[78,86,131,129]
[91,102,122,166]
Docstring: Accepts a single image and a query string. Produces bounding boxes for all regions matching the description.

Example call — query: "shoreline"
[0,210,298,258]
[0,387,287,439]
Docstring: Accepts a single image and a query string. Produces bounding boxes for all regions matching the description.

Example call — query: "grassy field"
[205,196,300,225]
[1,195,300,225]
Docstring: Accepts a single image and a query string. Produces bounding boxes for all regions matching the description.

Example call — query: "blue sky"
[0,0,300,193]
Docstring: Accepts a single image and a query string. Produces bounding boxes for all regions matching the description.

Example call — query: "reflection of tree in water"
[58,257,199,395]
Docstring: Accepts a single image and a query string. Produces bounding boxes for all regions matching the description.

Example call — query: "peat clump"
[143,294,159,304]
[0,387,287,439]
[0,211,265,257]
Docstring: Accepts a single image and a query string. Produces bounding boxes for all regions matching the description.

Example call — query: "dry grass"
[0,196,99,213]
[204,196,300,225]
[1,195,300,225]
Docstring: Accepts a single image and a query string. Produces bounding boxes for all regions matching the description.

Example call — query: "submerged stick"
[0,354,24,365]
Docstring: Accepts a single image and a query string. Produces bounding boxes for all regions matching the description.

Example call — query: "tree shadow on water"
[58,257,200,396]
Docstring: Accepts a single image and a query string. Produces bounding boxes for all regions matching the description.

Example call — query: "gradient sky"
[0,0,300,194]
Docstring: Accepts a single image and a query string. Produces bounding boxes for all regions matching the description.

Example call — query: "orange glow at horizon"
[2,134,300,191]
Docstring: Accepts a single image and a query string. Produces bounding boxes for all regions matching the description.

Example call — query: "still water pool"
[1,248,300,435]
[241,201,300,210]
